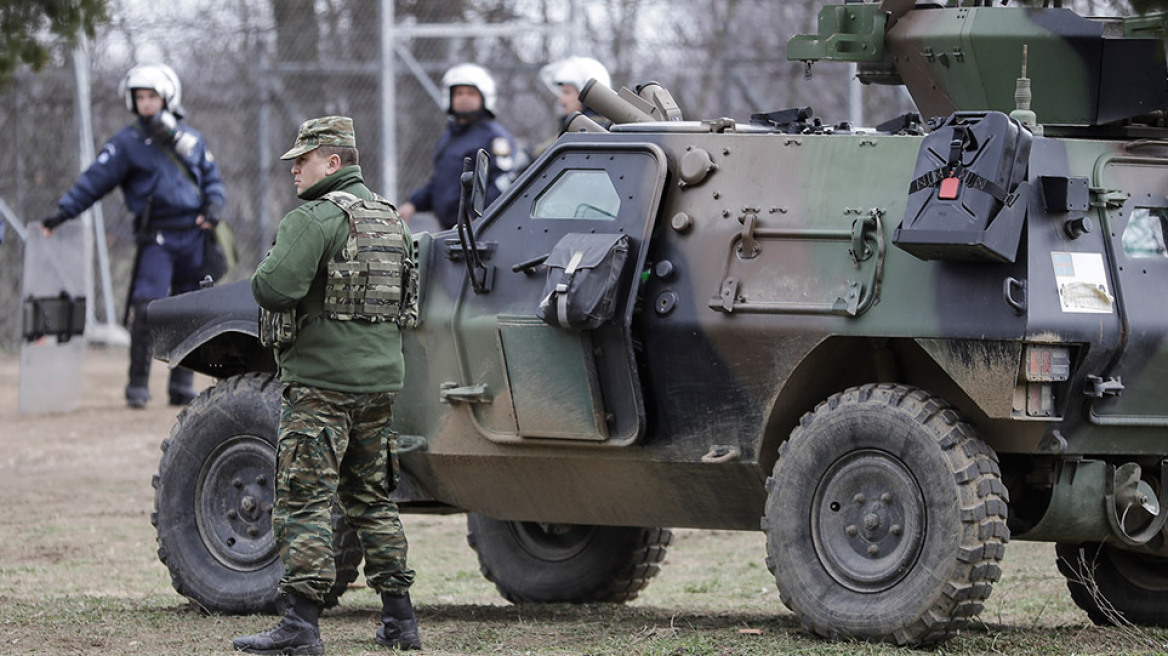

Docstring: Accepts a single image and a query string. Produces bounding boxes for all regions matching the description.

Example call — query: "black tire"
[466,513,671,603]
[763,384,1009,646]
[1056,542,1168,627]
[152,373,360,614]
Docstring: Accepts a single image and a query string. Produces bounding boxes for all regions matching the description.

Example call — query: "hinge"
[718,277,740,313]
[737,210,760,259]
[1089,187,1130,209]
[1084,375,1124,398]
[836,280,863,315]
[850,213,877,263]
[439,382,491,404]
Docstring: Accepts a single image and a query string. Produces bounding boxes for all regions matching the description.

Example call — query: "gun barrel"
[579,79,656,125]
[563,112,607,133]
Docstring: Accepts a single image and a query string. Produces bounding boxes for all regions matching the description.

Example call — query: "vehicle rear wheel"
[466,513,671,603]
[763,383,1009,646]
[152,373,360,614]
[1056,542,1168,627]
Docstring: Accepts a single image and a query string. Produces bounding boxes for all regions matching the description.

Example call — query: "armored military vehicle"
[148,0,1168,645]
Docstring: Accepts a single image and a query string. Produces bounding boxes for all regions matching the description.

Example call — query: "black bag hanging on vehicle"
[537,232,630,330]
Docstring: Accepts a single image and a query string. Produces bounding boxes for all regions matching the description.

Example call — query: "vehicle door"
[446,140,668,445]
[1090,154,1168,426]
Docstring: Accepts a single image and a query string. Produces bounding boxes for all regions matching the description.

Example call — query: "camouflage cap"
[280,115,356,160]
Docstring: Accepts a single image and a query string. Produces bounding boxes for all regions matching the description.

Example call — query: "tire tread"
[764,383,1009,646]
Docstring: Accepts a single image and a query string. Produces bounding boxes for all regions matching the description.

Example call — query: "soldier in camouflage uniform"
[234,116,421,655]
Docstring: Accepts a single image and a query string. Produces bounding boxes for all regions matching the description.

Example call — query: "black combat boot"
[376,591,421,650]
[126,302,152,409]
[232,593,324,655]
[167,366,197,406]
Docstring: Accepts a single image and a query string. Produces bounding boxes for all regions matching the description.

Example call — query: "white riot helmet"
[539,56,611,95]
[119,63,184,117]
[441,63,497,116]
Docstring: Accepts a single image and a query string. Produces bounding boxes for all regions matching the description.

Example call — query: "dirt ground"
[2,345,1164,655]
[0,346,791,656]
[0,345,209,599]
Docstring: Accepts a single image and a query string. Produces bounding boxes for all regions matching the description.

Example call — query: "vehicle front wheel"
[152,373,359,614]
[1056,542,1168,627]
[763,383,1010,646]
[466,513,671,603]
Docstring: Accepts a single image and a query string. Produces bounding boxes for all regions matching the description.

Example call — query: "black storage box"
[894,112,1032,263]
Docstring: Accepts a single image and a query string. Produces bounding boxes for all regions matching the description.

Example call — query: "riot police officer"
[398,63,517,230]
[533,55,612,158]
[540,55,611,121]
[39,63,227,409]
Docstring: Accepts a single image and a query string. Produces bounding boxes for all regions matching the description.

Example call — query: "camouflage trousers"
[274,382,416,603]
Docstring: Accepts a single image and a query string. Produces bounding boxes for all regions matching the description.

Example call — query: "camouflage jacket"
[251,166,412,392]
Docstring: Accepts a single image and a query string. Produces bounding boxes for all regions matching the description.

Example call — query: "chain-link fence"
[0,0,909,352]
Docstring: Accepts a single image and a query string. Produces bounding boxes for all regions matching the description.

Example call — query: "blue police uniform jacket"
[408,111,516,229]
[57,117,227,229]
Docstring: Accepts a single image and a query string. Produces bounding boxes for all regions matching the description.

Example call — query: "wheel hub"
[511,522,596,562]
[812,448,925,592]
[1107,545,1168,592]
[195,435,278,571]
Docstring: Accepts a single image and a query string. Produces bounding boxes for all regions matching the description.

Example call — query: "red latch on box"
[938,175,960,200]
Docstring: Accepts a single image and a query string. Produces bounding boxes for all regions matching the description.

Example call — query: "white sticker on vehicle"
[1052,251,1114,313]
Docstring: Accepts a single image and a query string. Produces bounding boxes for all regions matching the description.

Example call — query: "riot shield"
[19,220,92,414]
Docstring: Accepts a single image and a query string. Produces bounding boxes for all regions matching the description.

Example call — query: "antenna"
[1010,44,1038,130]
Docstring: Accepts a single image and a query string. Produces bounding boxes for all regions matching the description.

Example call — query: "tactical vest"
[320,190,417,327]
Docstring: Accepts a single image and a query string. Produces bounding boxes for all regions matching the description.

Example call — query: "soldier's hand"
[399,202,416,222]
[40,211,69,235]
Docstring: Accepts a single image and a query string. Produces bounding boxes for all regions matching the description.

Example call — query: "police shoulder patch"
[492,137,514,172]
[491,136,512,158]
[97,144,116,165]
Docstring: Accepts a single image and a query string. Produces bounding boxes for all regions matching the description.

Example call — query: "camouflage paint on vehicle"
[148,0,1168,647]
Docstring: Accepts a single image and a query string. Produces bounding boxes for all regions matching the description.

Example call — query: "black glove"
[146,109,178,142]
[201,204,222,227]
[41,211,69,231]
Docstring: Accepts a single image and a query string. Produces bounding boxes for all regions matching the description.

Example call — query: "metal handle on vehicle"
[701,444,741,463]
[1003,277,1027,314]
[439,382,491,404]
[512,253,549,274]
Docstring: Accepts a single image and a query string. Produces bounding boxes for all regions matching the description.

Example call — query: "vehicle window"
[531,169,620,220]
[1122,208,1168,259]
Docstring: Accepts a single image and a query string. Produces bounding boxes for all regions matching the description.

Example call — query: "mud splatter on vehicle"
[149,1,1168,646]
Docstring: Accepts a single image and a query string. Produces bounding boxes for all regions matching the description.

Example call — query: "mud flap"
[19,221,92,414]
